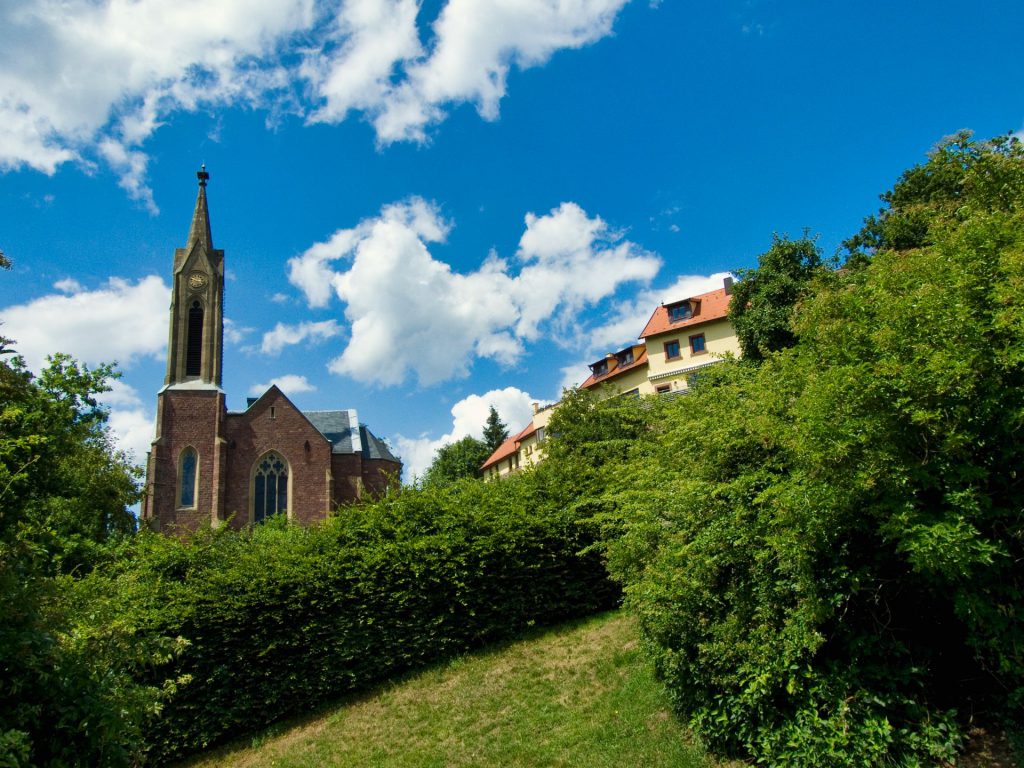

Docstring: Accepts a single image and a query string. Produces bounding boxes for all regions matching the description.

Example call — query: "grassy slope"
[181,610,733,768]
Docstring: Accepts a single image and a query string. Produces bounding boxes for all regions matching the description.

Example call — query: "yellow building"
[638,279,739,395]
[481,277,739,478]
[480,403,555,481]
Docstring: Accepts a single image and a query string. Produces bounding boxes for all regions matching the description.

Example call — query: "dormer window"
[669,302,693,323]
[617,349,634,366]
[590,360,608,376]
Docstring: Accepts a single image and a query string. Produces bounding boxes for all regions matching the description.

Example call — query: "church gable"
[223,386,334,526]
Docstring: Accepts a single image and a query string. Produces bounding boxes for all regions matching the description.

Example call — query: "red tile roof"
[639,287,732,339]
[480,422,534,470]
[580,345,649,390]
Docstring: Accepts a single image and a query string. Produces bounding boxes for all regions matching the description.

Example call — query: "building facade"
[142,169,400,533]
[481,277,740,478]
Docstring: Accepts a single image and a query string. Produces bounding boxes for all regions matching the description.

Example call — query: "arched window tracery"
[253,452,289,523]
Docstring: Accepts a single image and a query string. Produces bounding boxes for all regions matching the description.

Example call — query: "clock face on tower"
[188,272,207,290]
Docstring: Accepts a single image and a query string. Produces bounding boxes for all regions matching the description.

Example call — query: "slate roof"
[359,425,400,462]
[639,286,732,339]
[304,410,399,462]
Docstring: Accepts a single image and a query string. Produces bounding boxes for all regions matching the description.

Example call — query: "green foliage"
[605,134,1024,765]
[0,353,138,573]
[482,405,510,453]
[728,232,827,362]
[844,130,1024,260]
[0,353,154,767]
[421,435,490,486]
[75,472,617,763]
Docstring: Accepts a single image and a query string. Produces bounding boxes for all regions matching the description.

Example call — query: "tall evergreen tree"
[482,406,509,453]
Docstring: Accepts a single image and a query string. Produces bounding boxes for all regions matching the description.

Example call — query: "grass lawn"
[180,610,732,768]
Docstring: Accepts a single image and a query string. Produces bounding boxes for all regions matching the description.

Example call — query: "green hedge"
[72,473,617,764]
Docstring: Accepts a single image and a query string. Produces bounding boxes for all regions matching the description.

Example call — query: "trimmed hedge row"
[74,473,617,763]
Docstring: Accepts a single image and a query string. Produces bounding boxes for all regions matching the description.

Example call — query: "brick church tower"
[142,169,400,533]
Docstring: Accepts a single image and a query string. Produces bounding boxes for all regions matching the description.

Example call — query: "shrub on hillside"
[72,473,617,763]
[604,135,1024,765]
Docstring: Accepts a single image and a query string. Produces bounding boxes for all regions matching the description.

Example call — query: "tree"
[421,435,491,486]
[728,232,826,362]
[481,406,509,453]
[1,352,152,766]
[0,353,139,573]
[607,134,1024,764]
[843,130,1024,261]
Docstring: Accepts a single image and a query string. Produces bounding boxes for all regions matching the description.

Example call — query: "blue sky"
[1,0,1022,478]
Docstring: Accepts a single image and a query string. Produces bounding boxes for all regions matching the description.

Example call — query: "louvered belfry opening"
[186,301,203,376]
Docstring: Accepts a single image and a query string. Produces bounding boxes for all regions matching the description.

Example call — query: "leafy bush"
[72,472,617,763]
[604,135,1024,765]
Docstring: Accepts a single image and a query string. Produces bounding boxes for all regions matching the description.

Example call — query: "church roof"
[359,425,400,462]
[304,410,399,462]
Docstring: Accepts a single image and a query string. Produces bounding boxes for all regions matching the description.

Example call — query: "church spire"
[164,166,225,388]
[187,165,213,249]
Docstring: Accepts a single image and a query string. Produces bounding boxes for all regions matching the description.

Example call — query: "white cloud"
[0,0,632,199]
[354,0,631,143]
[93,380,154,466]
[223,317,254,345]
[54,277,83,293]
[106,406,155,466]
[288,198,659,387]
[0,0,314,200]
[0,275,169,374]
[260,319,343,355]
[394,386,543,479]
[249,373,316,396]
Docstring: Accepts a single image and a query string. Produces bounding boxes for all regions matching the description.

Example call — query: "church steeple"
[164,167,225,388]
[186,165,214,250]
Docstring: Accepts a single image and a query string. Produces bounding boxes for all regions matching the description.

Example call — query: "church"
[142,169,401,533]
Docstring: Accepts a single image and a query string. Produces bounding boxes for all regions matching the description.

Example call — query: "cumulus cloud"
[0,275,168,374]
[329,0,632,143]
[248,374,316,396]
[0,0,631,200]
[288,198,659,386]
[394,386,543,479]
[259,319,343,355]
[105,403,156,466]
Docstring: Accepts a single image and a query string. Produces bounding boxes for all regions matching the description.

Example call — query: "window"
[664,339,681,360]
[590,360,607,376]
[622,388,640,398]
[536,427,546,444]
[178,447,198,507]
[253,452,288,523]
[617,349,634,366]
[689,333,706,354]
[186,301,203,376]
[656,384,671,394]
[669,302,692,322]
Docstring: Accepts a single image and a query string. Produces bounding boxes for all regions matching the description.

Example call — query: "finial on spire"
[197,164,209,188]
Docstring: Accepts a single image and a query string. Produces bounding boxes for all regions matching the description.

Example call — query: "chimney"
[531,402,539,415]
[723,276,734,294]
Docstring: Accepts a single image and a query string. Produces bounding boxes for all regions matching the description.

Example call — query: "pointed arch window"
[186,300,203,376]
[253,452,289,523]
[179,447,198,508]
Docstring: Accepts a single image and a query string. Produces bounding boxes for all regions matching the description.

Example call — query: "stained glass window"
[179,447,197,508]
[254,452,288,523]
